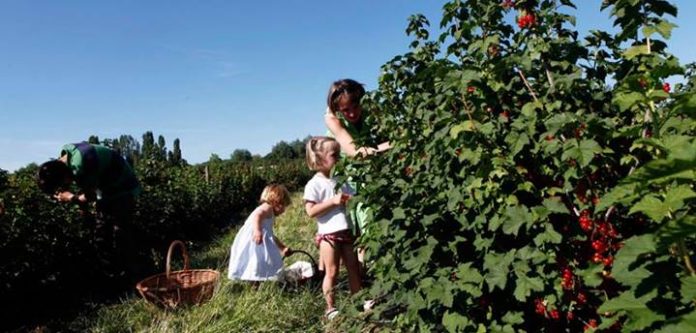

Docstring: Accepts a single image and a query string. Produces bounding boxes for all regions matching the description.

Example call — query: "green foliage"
[338,0,695,331]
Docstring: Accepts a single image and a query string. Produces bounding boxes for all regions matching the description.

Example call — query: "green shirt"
[61,143,141,201]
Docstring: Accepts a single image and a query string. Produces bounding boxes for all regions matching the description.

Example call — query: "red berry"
[545,134,555,141]
[584,319,598,331]
[517,13,536,29]
[579,216,593,232]
[638,77,648,89]
[663,82,671,93]
[592,252,604,263]
[502,0,514,9]
[550,309,560,320]
[467,86,476,93]
[566,311,575,321]
[603,256,614,267]
[534,298,546,315]
[576,291,587,304]
[592,240,607,253]
[404,166,413,176]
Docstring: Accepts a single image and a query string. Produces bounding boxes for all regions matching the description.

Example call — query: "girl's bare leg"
[320,241,340,311]
[340,244,362,294]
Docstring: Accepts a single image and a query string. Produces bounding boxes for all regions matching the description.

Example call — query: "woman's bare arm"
[324,112,390,157]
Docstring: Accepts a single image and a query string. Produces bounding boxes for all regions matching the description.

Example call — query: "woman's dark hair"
[36,160,71,194]
[327,79,365,113]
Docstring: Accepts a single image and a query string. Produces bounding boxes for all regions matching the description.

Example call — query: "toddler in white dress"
[228,184,292,282]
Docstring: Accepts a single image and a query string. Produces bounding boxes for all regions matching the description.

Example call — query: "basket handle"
[285,249,318,269]
[166,240,190,278]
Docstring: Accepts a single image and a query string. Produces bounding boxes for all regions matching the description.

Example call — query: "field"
[67,193,353,333]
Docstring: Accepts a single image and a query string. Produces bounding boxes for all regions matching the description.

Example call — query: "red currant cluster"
[534,298,546,315]
[578,209,620,268]
[574,123,586,139]
[637,77,671,94]
[578,210,592,232]
[584,319,598,331]
[561,266,574,290]
[517,13,536,29]
[662,82,670,93]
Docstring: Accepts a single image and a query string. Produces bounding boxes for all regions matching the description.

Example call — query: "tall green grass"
[69,193,357,333]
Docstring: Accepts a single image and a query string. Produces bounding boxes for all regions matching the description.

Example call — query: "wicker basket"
[136,240,219,309]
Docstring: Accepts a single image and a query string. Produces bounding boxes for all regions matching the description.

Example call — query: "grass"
[69,193,357,333]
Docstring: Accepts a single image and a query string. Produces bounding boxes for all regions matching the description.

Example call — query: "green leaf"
[501,311,524,325]
[542,197,570,214]
[620,154,696,185]
[502,205,532,236]
[656,310,696,333]
[672,93,696,117]
[612,235,656,286]
[545,113,574,132]
[623,45,650,59]
[628,195,670,222]
[450,120,480,138]
[598,290,664,331]
[505,131,530,157]
[664,185,696,212]
[613,91,644,112]
[655,215,696,251]
[577,264,604,288]
[513,274,544,301]
[596,183,639,211]
[533,225,563,246]
[643,21,677,39]
[562,139,602,167]
[457,262,484,284]
[443,311,469,333]
[484,251,514,291]
[680,276,696,301]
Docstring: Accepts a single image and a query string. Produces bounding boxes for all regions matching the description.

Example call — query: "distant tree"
[266,141,296,161]
[157,135,167,161]
[289,136,310,159]
[141,131,156,160]
[0,169,7,190]
[168,138,184,166]
[208,153,222,164]
[118,135,141,166]
[230,149,253,163]
[88,135,100,144]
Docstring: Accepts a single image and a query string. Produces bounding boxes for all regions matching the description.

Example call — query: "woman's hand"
[54,191,75,203]
[253,229,263,244]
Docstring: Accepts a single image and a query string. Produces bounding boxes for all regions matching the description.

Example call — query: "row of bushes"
[0,156,312,330]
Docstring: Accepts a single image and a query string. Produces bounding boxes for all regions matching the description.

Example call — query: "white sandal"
[325,308,339,320]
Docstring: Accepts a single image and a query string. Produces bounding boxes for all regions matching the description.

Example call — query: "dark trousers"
[94,195,147,282]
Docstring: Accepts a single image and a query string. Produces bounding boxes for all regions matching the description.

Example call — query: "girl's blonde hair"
[305,136,340,171]
[260,184,291,207]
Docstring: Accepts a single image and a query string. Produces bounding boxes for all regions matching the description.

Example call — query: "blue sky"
[1,0,694,172]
